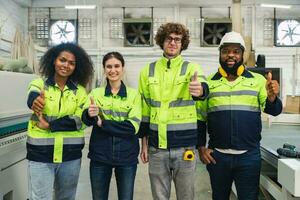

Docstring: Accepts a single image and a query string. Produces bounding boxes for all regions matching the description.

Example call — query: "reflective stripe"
[129,117,141,124]
[64,137,84,145]
[30,114,38,121]
[27,136,84,145]
[31,115,81,130]
[69,116,82,130]
[209,90,258,98]
[150,122,197,131]
[149,61,189,77]
[45,116,58,122]
[102,109,128,118]
[142,116,150,122]
[144,97,161,107]
[180,61,189,76]
[197,108,207,118]
[150,123,158,131]
[149,62,156,77]
[31,114,57,122]
[208,105,260,113]
[30,83,43,91]
[167,123,197,131]
[169,99,194,107]
[27,136,54,145]
[30,89,40,93]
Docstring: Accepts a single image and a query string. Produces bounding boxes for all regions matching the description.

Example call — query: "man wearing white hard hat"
[197,31,282,200]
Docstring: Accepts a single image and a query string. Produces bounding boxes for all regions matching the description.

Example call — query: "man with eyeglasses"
[138,22,209,200]
[197,31,282,200]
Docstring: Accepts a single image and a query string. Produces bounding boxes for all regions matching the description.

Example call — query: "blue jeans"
[28,159,81,200]
[207,149,261,200]
[148,146,197,200]
[90,161,137,200]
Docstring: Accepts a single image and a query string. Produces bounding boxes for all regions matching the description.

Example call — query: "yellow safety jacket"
[27,77,87,163]
[82,81,141,165]
[197,67,282,149]
[138,55,208,149]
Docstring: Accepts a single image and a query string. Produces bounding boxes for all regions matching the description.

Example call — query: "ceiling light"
[65,5,96,9]
[260,4,291,9]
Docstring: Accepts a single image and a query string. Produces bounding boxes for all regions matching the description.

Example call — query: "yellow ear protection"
[218,65,244,77]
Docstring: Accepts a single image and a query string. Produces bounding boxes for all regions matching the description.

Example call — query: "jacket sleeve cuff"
[137,122,150,138]
[264,96,283,116]
[81,109,98,126]
[27,91,40,109]
[48,115,80,132]
[197,120,207,147]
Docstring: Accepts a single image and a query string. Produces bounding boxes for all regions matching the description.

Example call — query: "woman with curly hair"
[26,43,94,200]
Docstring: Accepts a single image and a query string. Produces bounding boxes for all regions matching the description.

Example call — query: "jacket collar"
[45,76,78,90]
[105,80,127,98]
[160,54,183,68]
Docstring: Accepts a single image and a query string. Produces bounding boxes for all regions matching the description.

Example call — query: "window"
[123,18,152,47]
[49,20,76,46]
[36,18,48,39]
[275,19,300,47]
[201,18,232,46]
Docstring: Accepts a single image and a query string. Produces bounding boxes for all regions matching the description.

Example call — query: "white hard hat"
[219,31,246,51]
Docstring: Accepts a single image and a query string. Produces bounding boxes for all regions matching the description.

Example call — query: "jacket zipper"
[59,90,63,111]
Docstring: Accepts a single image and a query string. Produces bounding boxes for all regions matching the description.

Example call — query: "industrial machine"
[260,119,300,200]
[0,71,37,200]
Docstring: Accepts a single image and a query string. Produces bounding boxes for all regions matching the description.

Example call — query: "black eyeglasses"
[165,36,182,44]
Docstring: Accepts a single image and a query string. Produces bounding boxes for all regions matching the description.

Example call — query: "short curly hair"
[39,43,94,87]
[155,22,190,51]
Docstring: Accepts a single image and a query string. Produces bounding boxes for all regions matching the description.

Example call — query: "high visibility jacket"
[138,55,208,149]
[197,69,282,150]
[82,81,141,165]
[27,77,87,163]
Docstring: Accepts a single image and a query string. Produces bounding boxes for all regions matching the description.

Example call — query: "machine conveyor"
[260,123,300,200]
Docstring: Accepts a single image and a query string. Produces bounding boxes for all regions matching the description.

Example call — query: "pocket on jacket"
[175,77,189,85]
[173,110,196,120]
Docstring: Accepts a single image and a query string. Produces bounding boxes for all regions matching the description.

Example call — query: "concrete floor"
[75,129,236,200]
[75,121,300,200]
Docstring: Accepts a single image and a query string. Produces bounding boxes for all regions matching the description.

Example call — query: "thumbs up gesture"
[32,89,45,115]
[88,96,99,117]
[88,96,102,127]
[189,71,203,97]
[266,72,279,103]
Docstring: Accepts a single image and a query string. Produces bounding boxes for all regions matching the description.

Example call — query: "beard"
[219,57,244,76]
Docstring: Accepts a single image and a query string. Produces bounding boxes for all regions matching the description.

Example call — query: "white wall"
[0,0,28,57]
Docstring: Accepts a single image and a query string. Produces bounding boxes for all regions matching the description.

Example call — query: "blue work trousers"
[207,149,261,200]
[90,161,137,200]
